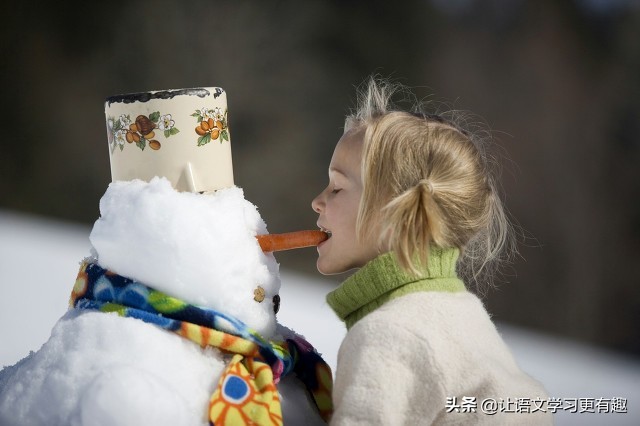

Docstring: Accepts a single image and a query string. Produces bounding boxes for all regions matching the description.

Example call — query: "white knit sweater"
[330,291,553,425]
[326,250,552,425]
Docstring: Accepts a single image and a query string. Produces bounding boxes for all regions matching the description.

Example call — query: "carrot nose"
[256,230,329,252]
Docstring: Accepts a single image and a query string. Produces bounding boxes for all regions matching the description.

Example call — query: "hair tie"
[421,180,435,195]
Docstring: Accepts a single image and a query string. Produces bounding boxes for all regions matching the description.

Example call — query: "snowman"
[0,88,331,426]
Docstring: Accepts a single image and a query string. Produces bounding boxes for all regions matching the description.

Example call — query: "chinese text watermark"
[445,396,628,415]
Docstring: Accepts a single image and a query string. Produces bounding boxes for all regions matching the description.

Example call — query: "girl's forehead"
[330,130,364,176]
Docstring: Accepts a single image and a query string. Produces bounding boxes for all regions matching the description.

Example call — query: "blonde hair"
[347,77,515,291]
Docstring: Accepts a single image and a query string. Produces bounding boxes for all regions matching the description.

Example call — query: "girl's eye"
[331,188,342,194]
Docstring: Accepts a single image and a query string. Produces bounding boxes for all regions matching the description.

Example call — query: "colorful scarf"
[70,261,333,425]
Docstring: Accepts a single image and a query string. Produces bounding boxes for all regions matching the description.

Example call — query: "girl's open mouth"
[317,226,331,248]
[319,226,331,238]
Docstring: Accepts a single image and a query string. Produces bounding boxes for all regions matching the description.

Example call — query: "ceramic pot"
[105,87,234,193]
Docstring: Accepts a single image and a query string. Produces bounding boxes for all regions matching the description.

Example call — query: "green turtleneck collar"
[326,247,466,329]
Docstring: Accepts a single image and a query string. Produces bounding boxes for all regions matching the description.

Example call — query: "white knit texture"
[331,292,553,425]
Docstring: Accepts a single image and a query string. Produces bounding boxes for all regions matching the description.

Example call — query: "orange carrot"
[256,230,329,252]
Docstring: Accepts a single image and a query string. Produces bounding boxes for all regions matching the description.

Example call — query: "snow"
[90,178,279,336]
[1,202,640,425]
[0,309,225,425]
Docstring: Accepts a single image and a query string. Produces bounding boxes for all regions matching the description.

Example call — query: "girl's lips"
[317,226,331,247]
[317,234,330,250]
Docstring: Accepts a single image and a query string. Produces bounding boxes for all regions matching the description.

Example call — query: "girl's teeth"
[319,227,332,237]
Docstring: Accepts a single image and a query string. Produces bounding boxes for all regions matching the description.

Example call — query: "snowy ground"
[1,209,638,425]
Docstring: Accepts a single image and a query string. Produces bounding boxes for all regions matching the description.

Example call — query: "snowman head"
[90,178,281,337]
[94,87,281,337]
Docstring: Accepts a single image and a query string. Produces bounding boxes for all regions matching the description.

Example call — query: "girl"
[312,78,552,425]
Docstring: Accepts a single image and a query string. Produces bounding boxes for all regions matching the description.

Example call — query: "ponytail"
[380,180,445,276]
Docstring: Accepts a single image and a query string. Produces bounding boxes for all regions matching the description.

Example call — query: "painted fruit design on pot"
[192,107,229,146]
[106,111,180,153]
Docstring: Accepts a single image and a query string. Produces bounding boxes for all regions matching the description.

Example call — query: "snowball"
[89,178,280,337]
[0,310,225,426]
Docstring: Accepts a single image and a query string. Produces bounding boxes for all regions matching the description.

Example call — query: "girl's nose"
[311,192,324,213]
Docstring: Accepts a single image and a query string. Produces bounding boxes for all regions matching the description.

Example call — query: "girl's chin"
[316,257,343,276]
[316,260,333,275]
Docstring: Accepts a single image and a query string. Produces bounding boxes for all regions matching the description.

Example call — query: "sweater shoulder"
[360,291,488,338]
[343,292,485,363]
[350,291,528,379]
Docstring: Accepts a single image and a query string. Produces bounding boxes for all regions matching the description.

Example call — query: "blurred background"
[1,0,639,368]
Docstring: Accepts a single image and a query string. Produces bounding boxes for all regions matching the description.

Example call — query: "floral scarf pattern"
[70,261,333,425]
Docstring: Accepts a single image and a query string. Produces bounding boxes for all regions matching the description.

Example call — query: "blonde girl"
[312,78,551,425]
